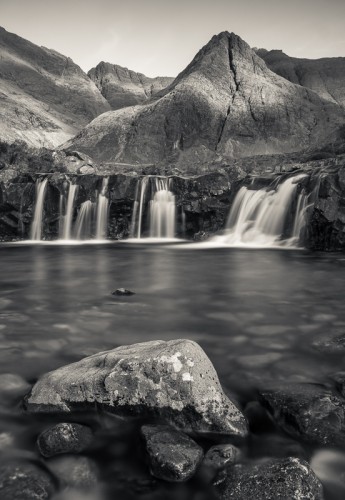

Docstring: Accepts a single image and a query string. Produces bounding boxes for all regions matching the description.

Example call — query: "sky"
[1,0,345,77]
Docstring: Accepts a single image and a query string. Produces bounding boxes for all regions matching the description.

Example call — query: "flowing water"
[30,178,48,241]
[0,242,345,499]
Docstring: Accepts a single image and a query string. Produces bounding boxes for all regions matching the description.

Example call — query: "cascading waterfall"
[131,176,176,239]
[74,201,94,240]
[95,177,109,240]
[61,183,78,240]
[221,174,310,247]
[30,178,48,241]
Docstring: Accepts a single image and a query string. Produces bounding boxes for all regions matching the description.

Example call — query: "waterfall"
[95,177,109,240]
[61,183,78,240]
[222,174,308,247]
[30,178,48,241]
[131,176,176,239]
[75,201,94,240]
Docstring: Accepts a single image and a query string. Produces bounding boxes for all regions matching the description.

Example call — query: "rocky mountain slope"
[88,62,173,110]
[65,32,345,165]
[0,26,111,148]
[256,48,345,109]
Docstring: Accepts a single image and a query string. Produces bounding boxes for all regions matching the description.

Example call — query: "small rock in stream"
[37,423,93,458]
[203,444,241,470]
[213,457,324,499]
[112,288,135,296]
[0,461,55,500]
[260,383,345,446]
[0,373,31,398]
[141,424,203,482]
[47,455,98,488]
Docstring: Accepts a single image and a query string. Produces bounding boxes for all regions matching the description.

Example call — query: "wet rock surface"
[203,444,240,470]
[46,455,99,489]
[260,383,345,446]
[26,339,248,438]
[141,424,203,482]
[37,423,93,458]
[0,461,55,500]
[213,457,324,500]
[112,288,135,296]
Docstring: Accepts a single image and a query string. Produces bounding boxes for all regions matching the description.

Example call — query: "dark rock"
[260,383,345,446]
[26,339,248,438]
[313,333,345,353]
[112,288,135,296]
[0,461,55,500]
[37,423,93,458]
[213,457,324,499]
[141,424,203,482]
[47,455,98,488]
[330,371,345,398]
[203,444,240,470]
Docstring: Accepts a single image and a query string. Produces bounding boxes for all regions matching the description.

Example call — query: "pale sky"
[1,0,345,77]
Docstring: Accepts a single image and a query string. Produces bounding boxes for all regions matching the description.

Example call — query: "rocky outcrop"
[256,48,345,109]
[0,26,110,148]
[88,62,173,110]
[26,339,248,438]
[141,425,203,482]
[65,32,345,165]
[214,458,324,500]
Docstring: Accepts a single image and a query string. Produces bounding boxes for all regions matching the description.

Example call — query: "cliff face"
[256,49,345,109]
[65,32,345,165]
[0,27,111,148]
[88,62,173,110]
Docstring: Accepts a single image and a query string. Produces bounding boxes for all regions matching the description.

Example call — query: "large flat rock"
[26,339,248,437]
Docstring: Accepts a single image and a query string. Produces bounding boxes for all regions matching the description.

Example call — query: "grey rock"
[260,383,345,446]
[0,461,55,500]
[26,339,248,438]
[214,457,324,499]
[141,424,203,482]
[203,444,240,470]
[37,423,93,458]
[112,288,135,296]
[47,455,98,488]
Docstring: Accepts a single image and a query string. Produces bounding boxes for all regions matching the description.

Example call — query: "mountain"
[0,26,110,148]
[88,62,173,110]
[256,49,345,109]
[64,32,345,165]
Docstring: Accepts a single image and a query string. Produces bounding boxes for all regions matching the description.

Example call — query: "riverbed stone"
[260,383,345,446]
[112,288,135,296]
[203,444,240,470]
[0,461,55,500]
[26,339,248,437]
[141,424,203,482]
[213,457,324,499]
[46,455,98,488]
[0,373,31,398]
[37,423,93,458]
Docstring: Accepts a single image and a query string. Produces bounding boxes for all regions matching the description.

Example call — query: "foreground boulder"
[214,458,324,499]
[37,423,93,458]
[0,461,55,500]
[26,339,248,437]
[260,383,345,446]
[141,424,203,482]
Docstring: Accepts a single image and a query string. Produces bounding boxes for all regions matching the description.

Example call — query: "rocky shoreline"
[3,338,345,498]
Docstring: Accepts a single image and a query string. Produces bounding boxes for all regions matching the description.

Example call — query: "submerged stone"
[112,288,135,296]
[0,461,55,500]
[37,423,93,458]
[213,457,324,500]
[260,383,345,446]
[0,373,31,398]
[141,424,203,482]
[203,444,240,470]
[46,455,98,488]
[26,339,248,437]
